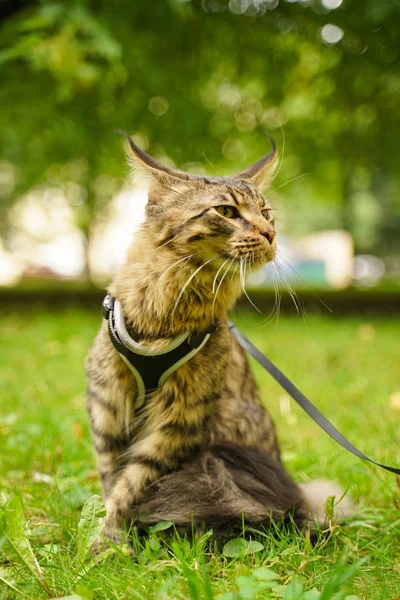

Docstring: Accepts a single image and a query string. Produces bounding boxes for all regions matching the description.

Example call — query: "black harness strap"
[103,294,218,400]
[229,320,400,476]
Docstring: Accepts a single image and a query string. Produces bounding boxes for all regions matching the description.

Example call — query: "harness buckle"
[102,293,115,319]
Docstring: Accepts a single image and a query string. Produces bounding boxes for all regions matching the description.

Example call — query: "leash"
[229,321,400,476]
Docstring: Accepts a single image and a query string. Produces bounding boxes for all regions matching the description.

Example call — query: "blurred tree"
[0,0,399,268]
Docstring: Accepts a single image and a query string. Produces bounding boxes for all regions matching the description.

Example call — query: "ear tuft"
[234,131,278,190]
[116,129,194,187]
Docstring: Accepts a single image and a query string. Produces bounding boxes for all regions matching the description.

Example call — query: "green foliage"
[222,538,264,558]
[279,554,368,600]
[1,0,400,251]
[0,495,51,596]
[49,596,85,600]
[220,567,279,599]
[75,495,106,566]
[0,565,31,598]
[1,307,400,598]
[319,554,368,600]
[148,520,174,534]
[0,4,122,94]
[215,558,363,599]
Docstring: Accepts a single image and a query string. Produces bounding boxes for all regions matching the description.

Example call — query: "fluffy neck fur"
[111,226,242,343]
[110,133,278,344]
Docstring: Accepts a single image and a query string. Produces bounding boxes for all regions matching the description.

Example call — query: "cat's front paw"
[91,517,123,555]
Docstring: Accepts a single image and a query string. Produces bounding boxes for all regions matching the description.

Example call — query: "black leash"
[229,321,400,476]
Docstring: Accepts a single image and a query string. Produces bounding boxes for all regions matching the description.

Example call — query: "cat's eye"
[216,205,238,219]
[261,208,270,220]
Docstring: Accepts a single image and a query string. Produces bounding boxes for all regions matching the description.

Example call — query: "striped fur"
[86,138,351,550]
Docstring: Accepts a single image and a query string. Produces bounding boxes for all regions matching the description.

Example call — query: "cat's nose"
[260,228,275,244]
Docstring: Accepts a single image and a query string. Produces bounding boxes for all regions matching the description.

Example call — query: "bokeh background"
[1,0,400,297]
[1,5,400,597]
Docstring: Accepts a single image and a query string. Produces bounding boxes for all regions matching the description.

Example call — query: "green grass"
[1,306,400,599]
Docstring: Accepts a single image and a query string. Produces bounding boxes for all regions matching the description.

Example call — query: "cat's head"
[120,130,278,271]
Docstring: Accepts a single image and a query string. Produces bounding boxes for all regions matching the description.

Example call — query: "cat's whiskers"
[147,236,176,259]
[159,254,193,281]
[247,255,255,276]
[230,265,239,283]
[170,253,223,324]
[239,256,244,292]
[157,237,176,251]
[274,245,298,264]
[276,249,332,314]
[240,255,262,314]
[212,255,236,321]
[273,257,306,319]
[276,172,313,190]
[271,263,282,327]
[212,257,232,295]
[273,260,298,311]
[259,261,282,329]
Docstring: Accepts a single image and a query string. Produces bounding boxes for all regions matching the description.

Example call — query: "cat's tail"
[299,479,355,526]
[126,444,353,535]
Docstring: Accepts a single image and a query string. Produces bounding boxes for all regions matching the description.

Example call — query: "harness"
[102,293,218,407]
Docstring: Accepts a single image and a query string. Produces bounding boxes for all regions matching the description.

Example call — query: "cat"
[85,132,352,549]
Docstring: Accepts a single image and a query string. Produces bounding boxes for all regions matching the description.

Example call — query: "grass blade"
[76,495,106,566]
[319,555,368,600]
[0,566,33,598]
[0,495,51,596]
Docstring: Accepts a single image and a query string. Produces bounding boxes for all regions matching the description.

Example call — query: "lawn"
[1,305,399,599]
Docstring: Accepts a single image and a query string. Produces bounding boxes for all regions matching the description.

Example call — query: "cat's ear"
[234,133,278,190]
[116,129,193,188]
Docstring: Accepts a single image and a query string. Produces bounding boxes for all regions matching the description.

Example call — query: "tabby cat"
[85,132,352,549]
